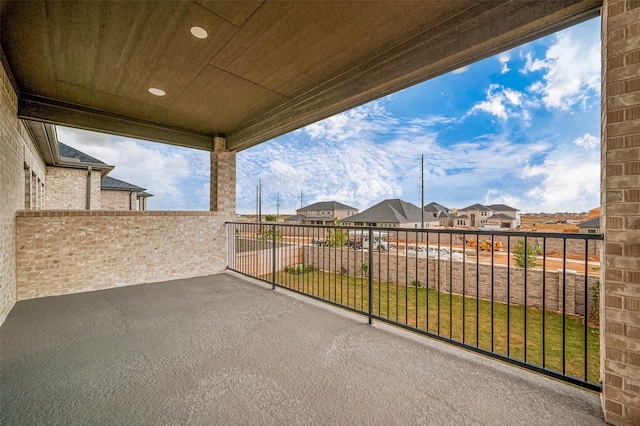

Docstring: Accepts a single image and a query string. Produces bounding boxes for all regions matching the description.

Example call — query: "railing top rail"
[226,222,604,240]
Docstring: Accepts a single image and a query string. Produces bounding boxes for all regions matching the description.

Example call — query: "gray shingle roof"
[486,203,518,211]
[299,201,357,211]
[58,142,107,165]
[346,199,422,224]
[285,215,307,222]
[459,203,492,212]
[423,202,449,213]
[101,176,145,192]
[490,213,515,220]
[136,191,153,198]
[578,217,600,228]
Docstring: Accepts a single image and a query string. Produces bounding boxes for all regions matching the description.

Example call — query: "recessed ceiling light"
[148,87,166,96]
[190,26,208,39]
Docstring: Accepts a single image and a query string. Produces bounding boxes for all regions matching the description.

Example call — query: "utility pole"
[421,154,425,230]
[276,192,280,219]
[256,185,259,221]
[300,190,303,209]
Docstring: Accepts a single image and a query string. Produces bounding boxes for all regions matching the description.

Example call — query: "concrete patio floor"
[1,272,604,425]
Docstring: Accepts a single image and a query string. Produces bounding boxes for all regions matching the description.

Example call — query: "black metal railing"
[227,222,603,391]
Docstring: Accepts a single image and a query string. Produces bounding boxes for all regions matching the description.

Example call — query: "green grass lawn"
[274,269,600,384]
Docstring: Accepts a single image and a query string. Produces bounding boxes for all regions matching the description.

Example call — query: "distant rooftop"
[459,203,493,212]
[486,204,519,211]
[299,201,358,211]
[347,199,422,224]
[579,217,600,228]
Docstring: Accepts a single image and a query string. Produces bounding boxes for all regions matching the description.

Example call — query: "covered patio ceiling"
[0,0,600,152]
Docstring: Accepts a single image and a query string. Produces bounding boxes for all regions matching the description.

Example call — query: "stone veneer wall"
[101,189,134,210]
[15,210,227,300]
[0,61,46,325]
[601,1,640,423]
[45,167,88,209]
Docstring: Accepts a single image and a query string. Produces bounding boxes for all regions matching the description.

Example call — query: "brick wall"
[15,210,228,300]
[0,61,46,325]
[210,137,236,219]
[100,189,133,210]
[45,167,88,209]
[601,1,640,424]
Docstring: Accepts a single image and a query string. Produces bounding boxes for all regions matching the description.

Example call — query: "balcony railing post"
[272,223,276,290]
[368,228,374,324]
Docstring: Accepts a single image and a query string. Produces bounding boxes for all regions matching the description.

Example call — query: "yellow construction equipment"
[466,239,477,248]
[478,240,504,251]
[479,240,492,251]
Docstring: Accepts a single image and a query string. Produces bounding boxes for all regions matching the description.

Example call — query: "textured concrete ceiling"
[0,1,601,151]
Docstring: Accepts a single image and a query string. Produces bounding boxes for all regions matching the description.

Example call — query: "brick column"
[601,1,640,424]
[210,136,236,219]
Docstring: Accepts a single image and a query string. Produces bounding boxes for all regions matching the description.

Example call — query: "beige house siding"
[0,61,46,324]
[90,172,102,209]
[45,167,88,209]
[101,189,135,210]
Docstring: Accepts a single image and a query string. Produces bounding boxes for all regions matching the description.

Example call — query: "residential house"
[343,199,423,228]
[485,204,521,228]
[101,176,148,211]
[456,203,520,229]
[423,202,455,228]
[46,142,152,211]
[578,217,601,234]
[286,201,358,225]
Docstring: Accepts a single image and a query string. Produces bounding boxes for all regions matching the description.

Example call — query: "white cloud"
[521,24,600,110]
[451,65,470,74]
[522,145,600,213]
[573,133,599,149]
[498,53,510,74]
[467,84,532,122]
[237,102,553,213]
[56,126,209,210]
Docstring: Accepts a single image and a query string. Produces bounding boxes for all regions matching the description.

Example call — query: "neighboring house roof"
[459,203,492,211]
[423,202,449,213]
[101,176,145,192]
[490,213,516,220]
[298,201,357,211]
[346,199,422,224]
[486,203,519,212]
[456,215,468,219]
[58,142,107,165]
[137,191,154,198]
[285,215,307,222]
[300,215,333,221]
[578,217,600,228]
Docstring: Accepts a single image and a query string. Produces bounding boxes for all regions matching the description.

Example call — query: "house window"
[481,211,487,217]
[588,229,596,234]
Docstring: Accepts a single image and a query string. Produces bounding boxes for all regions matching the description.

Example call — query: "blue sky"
[58,17,601,214]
